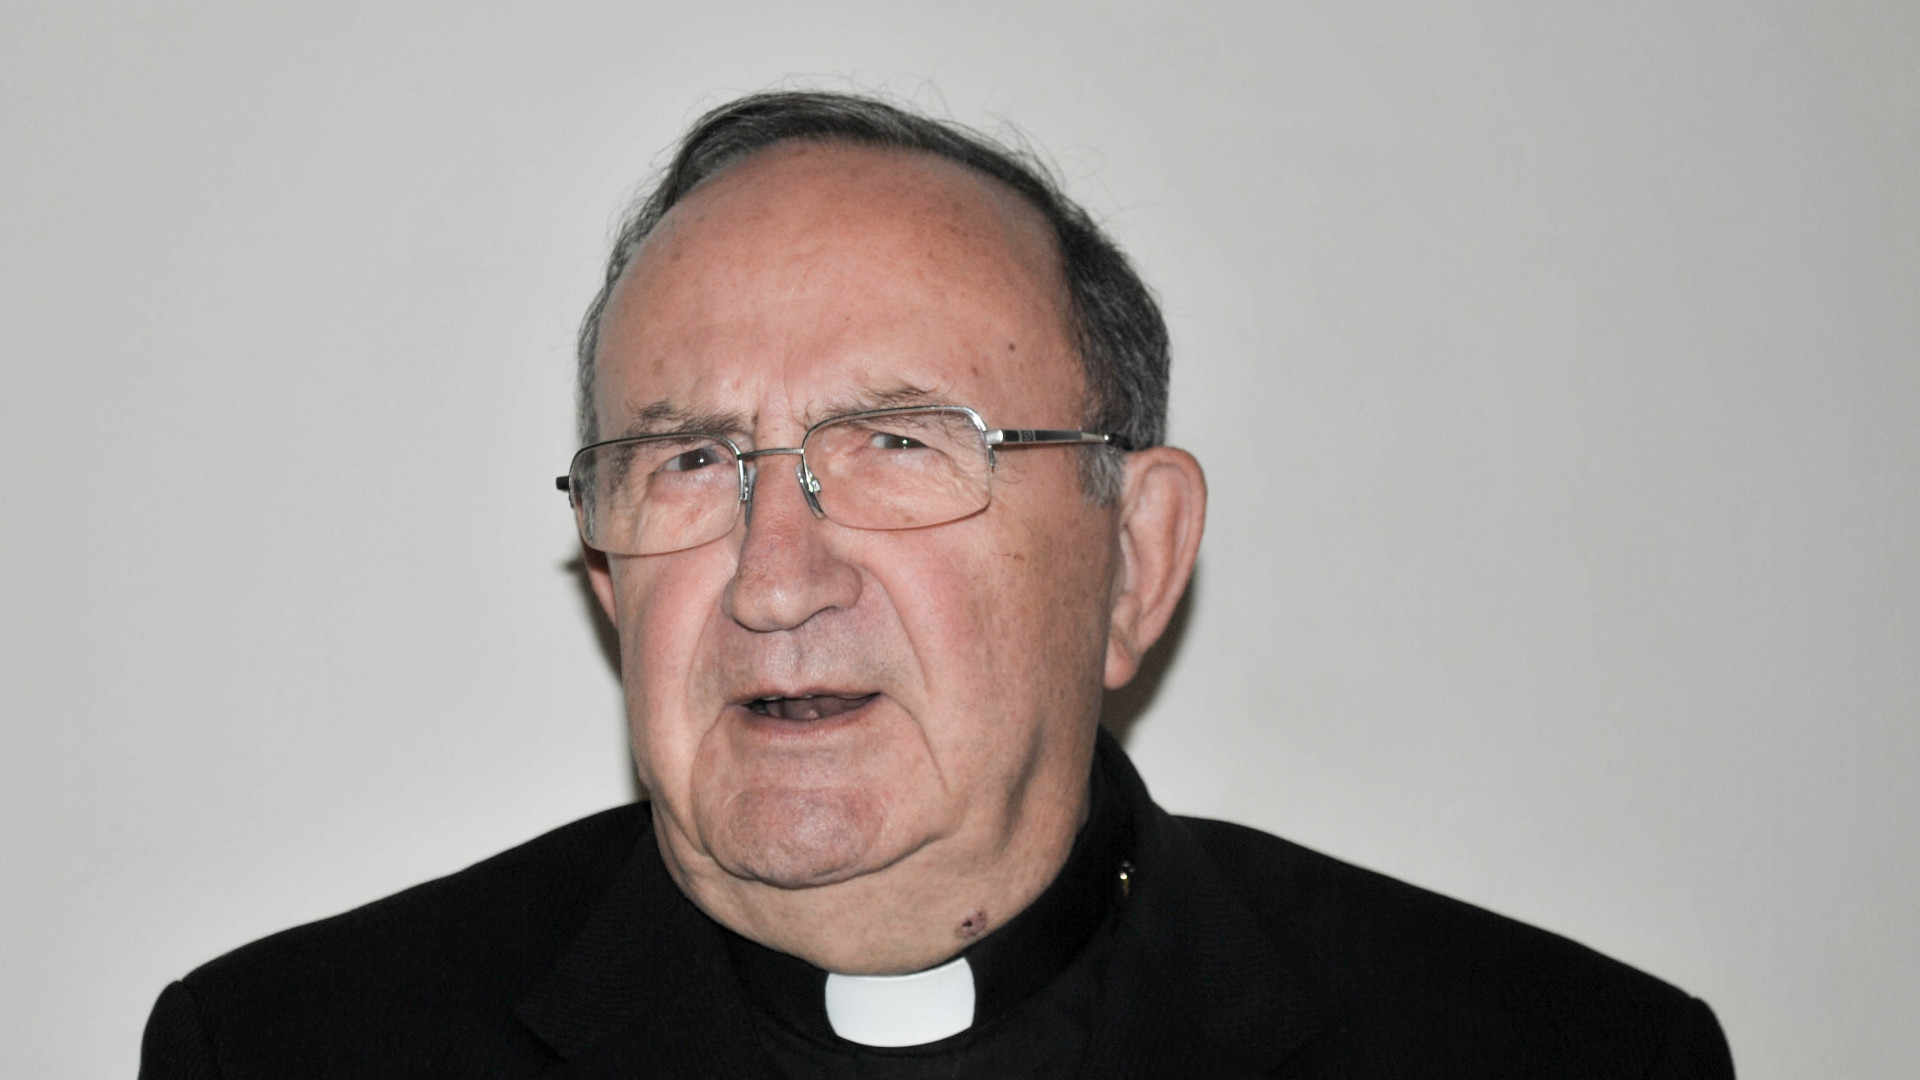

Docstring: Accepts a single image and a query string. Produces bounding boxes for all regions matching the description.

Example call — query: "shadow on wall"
[562,555,1200,799]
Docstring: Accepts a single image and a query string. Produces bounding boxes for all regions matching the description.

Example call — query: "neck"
[720,760,1132,1045]
[658,776,1091,974]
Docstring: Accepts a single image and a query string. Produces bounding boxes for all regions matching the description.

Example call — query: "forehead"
[593,142,1082,434]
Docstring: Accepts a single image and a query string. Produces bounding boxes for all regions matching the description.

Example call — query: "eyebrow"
[800,384,952,427]
[613,384,956,441]
[612,401,752,440]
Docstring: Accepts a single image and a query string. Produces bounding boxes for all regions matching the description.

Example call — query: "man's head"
[574,93,1204,973]
[577,91,1171,503]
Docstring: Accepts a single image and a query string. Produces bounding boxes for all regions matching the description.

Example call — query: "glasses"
[556,405,1128,556]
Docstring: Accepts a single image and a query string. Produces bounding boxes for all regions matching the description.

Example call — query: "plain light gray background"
[5,2,1916,1077]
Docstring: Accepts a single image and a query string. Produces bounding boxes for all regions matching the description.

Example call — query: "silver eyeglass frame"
[554,404,1129,537]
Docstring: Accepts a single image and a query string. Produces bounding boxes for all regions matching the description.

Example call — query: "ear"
[582,542,619,624]
[1104,447,1207,689]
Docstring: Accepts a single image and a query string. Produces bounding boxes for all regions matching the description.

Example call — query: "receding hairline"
[588,137,1084,439]
[612,137,1071,320]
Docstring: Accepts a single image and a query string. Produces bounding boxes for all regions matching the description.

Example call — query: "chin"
[712,785,894,888]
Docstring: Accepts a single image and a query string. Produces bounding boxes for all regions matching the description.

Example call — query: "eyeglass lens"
[572,408,994,555]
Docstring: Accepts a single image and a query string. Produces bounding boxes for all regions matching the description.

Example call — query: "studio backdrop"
[4,3,1916,1078]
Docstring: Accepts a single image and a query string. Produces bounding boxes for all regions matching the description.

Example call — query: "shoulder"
[155,803,652,1077]
[191,802,650,989]
[1175,814,1668,991]
[1173,815,1734,1077]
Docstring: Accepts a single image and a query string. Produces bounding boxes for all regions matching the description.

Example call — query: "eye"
[661,446,727,472]
[869,432,926,451]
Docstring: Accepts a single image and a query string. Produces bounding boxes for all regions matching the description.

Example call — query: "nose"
[722,451,864,632]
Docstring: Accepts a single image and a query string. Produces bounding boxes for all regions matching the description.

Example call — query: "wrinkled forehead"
[591,142,1082,437]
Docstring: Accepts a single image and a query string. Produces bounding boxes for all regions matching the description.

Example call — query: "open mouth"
[743,693,880,722]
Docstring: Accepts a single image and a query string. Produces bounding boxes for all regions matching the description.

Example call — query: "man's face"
[586,143,1123,902]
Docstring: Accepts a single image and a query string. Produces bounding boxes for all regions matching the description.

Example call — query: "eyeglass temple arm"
[985,429,1133,451]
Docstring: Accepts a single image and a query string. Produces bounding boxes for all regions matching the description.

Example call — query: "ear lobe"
[583,543,619,625]
[1104,447,1207,689]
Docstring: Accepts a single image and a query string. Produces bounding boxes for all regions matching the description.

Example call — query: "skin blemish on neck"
[956,910,991,939]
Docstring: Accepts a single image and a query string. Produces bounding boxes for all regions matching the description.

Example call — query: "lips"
[743,693,880,721]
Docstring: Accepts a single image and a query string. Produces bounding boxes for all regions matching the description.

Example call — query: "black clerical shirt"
[141,729,1735,1079]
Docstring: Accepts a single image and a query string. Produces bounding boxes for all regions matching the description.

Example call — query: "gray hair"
[576,91,1170,502]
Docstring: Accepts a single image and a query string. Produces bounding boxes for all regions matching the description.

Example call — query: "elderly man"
[140,92,1734,1078]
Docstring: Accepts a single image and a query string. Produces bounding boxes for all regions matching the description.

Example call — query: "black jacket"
[141,735,1734,1078]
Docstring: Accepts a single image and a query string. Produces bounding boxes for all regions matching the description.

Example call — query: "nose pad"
[738,449,828,526]
[798,460,826,518]
[740,462,759,527]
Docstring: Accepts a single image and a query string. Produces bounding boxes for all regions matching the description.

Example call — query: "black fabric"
[721,757,1131,1077]
[742,920,1112,1080]
[139,732,1736,1079]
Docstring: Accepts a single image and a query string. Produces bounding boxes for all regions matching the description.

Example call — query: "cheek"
[610,551,734,776]
[887,505,1114,738]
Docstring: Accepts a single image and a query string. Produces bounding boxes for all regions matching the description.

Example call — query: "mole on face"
[956,910,991,939]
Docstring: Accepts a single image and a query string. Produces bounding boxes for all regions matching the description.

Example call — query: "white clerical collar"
[823,955,976,1047]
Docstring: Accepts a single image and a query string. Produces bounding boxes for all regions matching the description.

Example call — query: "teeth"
[744,693,877,721]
